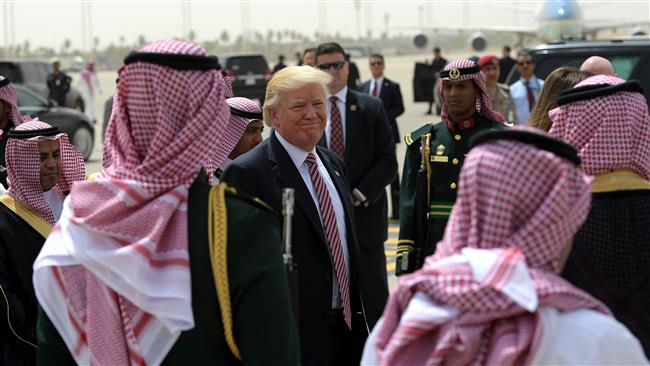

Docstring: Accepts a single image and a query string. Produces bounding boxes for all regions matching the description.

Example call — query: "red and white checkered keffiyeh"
[375,126,608,366]
[204,97,261,182]
[33,39,230,365]
[6,119,85,224]
[439,58,506,124]
[0,75,31,126]
[222,72,234,98]
[548,75,650,180]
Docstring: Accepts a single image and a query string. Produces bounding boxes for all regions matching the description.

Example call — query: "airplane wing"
[394,24,538,37]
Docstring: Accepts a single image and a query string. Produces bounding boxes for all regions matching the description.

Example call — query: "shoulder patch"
[220,183,279,217]
[405,123,435,146]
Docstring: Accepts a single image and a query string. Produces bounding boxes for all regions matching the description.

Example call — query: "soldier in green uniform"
[396,58,508,276]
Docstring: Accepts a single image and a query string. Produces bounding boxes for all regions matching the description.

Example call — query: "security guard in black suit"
[396,58,508,276]
[359,54,405,219]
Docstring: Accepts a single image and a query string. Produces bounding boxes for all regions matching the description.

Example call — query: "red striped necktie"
[304,152,351,329]
[329,96,345,158]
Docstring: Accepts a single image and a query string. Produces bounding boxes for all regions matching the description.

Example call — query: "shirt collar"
[275,131,319,169]
[520,76,539,85]
[328,86,348,103]
[372,75,384,84]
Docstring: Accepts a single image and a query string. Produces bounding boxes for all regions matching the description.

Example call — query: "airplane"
[410,0,649,52]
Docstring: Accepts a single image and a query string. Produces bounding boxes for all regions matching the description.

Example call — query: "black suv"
[505,37,650,108]
[0,60,85,110]
[220,54,271,102]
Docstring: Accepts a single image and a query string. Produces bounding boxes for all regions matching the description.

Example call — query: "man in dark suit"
[358,53,405,220]
[427,47,448,115]
[314,42,396,331]
[499,45,517,84]
[221,65,368,365]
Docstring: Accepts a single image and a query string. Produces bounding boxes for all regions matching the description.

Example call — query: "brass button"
[454,134,461,141]
[450,182,457,189]
[452,158,459,165]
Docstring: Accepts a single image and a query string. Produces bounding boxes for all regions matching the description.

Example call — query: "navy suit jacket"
[221,132,368,365]
[359,77,405,143]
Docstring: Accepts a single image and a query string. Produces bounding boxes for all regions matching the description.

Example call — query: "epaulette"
[404,123,435,146]
[220,183,279,218]
[497,83,510,92]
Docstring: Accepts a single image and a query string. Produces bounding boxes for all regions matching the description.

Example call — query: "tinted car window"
[506,53,644,84]
[17,87,46,107]
[0,63,22,83]
[638,58,650,103]
[21,63,44,83]
[610,56,641,79]
[226,56,268,75]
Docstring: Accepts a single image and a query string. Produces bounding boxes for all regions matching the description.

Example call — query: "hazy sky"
[3,0,649,50]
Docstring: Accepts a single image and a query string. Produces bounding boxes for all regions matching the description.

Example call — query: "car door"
[16,86,76,136]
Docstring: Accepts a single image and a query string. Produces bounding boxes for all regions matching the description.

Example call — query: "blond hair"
[263,66,332,126]
[528,67,590,131]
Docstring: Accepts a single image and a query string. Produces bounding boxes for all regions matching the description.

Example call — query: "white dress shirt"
[370,76,384,97]
[325,86,348,149]
[276,132,350,309]
[510,76,544,125]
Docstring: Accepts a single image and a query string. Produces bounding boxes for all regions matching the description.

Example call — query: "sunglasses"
[317,61,346,70]
[517,61,534,66]
[370,62,383,66]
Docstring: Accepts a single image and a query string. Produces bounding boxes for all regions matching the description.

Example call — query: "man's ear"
[268,107,280,129]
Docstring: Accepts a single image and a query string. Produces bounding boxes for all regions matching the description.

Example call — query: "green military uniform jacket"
[490,83,517,124]
[396,114,506,276]
[36,174,300,365]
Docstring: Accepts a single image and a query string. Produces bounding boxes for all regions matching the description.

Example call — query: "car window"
[17,88,47,107]
[534,55,585,79]
[225,56,268,75]
[0,63,23,83]
[22,63,45,83]
[635,57,650,105]
[31,63,49,82]
[610,56,641,80]
[510,53,643,84]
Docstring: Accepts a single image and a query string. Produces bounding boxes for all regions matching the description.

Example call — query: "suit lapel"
[379,79,389,100]
[345,90,359,161]
[269,132,329,248]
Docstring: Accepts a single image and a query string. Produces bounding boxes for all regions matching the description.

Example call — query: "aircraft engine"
[468,32,487,52]
[413,33,428,49]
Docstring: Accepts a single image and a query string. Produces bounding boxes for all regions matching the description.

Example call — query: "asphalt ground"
[76,50,482,292]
